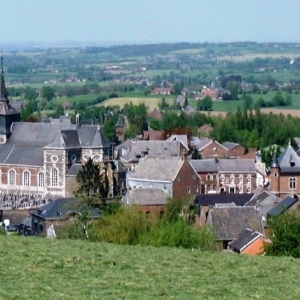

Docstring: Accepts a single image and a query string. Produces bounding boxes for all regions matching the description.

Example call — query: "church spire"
[0,54,8,102]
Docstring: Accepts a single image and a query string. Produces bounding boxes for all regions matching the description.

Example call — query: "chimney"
[76,114,82,129]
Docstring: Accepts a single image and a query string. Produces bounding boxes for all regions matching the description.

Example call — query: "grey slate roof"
[67,163,82,176]
[31,198,101,220]
[129,157,184,181]
[222,141,239,150]
[0,145,44,166]
[208,206,264,240]
[190,137,212,150]
[267,196,298,217]
[278,144,300,173]
[190,158,256,173]
[78,125,112,148]
[46,130,81,149]
[229,228,262,251]
[115,115,125,127]
[8,122,76,147]
[125,188,169,205]
[166,135,189,150]
[195,193,254,207]
[120,140,182,163]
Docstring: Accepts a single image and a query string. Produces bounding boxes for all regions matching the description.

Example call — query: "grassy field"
[217,53,300,62]
[1,236,300,299]
[98,97,173,110]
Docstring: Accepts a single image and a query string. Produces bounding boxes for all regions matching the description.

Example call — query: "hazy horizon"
[1,0,300,47]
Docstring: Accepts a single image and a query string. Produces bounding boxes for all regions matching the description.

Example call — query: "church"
[0,58,116,208]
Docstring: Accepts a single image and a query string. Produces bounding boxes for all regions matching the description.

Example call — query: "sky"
[1,0,300,45]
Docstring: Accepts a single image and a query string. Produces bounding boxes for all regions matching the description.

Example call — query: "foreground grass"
[0,236,300,299]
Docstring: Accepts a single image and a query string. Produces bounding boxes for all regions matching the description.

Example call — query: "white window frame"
[289,177,296,190]
[38,172,45,187]
[8,169,16,185]
[51,168,59,187]
[23,170,31,186]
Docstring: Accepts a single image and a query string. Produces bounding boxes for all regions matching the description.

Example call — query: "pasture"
[217,52,300,62]
[0,236,300,299]
[97,97,173,110]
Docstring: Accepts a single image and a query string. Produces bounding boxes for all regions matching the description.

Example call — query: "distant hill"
[0,236,299,299]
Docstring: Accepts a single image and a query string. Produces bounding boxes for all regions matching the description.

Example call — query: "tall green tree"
[41,86,55,101]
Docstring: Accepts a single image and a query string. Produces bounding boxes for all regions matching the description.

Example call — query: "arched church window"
[23,171,31,186]
[8,169,16,185]
[38,172,45,187]
[51,168,58,186]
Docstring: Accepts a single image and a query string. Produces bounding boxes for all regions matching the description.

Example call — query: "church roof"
[278,144,300,173]
[45,130,81,149]
[8,122,76,147]
[78,125,112,148]
[115,115,125,128]
[0,144,44,166]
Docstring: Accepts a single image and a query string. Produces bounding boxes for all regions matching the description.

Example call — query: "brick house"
[207,206,264,250]
[150,87,172,95]
[190,138,228,158]
[270,143,300,198]
[229,228,271,255]
[30,198,100,236]
[191,158,257,194]
[222,142,245,158]
[123,188,168,215]
[194,193,254,226]
[126,157,201,199]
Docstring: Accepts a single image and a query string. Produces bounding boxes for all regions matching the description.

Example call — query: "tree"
[76,158,102,197]
[41,86,55,101]
[196,96,213,111]
[24,87,38,101]
[266,212,300,258]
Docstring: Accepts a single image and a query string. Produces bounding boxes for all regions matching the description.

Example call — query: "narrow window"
[8,170,16,185]
[23,171,30,186]
[38,172,45,187]
[51,168,58,187]
[289,178,296,190]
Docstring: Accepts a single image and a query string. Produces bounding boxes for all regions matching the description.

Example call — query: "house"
[229,228,271,255]
[270,142,300,198]
[190,138,228,158]
[191,158,256,194]
[123,188,168,215]
[147,108,163,120]
[30,197,101,236]
[116,140,186,168]
[198,124,213,137]
[126,156,201,199]
[194,193,254,225]
[0,60,114,208]
[267,196,299,219]
[150,87,172,95]
[207,206,264,249]
[245,189,281,227]
[142,130,164,141]
[222,141,245,158]
[166,134,189,151]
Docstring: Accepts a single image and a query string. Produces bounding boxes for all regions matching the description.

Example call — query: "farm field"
[0,236,300,299]
[98,97,173,110]
[217,52,300,62]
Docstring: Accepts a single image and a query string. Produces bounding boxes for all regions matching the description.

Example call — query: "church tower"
[0,55,20,143]
[115,115,125,143]
[270,151,280,196]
